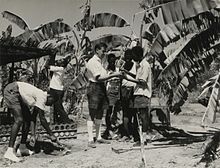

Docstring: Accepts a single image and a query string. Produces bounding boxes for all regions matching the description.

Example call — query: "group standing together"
[85,43,152,148]
[2,42,153,162]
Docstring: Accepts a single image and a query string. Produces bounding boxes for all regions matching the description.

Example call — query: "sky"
[0,0,145,40]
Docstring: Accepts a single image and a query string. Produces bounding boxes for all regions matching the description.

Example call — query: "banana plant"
[138,0,220,115]
[155,24,220,114]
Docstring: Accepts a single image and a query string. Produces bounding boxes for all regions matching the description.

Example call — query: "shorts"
[107,92,120,106]
[121,86,134,109]
[87,81,109,113]
[3,82,21,109]
[132,95,150,109]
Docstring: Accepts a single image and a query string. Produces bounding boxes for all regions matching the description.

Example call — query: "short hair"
[132,46,143,62]
[94,43,107,52]
[107,53,116,63]
[124,49,133,60]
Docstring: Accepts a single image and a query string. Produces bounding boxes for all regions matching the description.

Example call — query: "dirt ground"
[1,102,220,168]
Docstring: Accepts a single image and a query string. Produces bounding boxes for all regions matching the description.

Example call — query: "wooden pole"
[136,112,147,167]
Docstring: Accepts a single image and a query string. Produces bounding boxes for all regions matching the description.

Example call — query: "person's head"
[123,49,133,62]
[55,56,70,67]
[107,53,116,71]
[95,43,107,58]
[131,46,144,63]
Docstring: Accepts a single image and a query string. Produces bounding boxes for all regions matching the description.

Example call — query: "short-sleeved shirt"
[86,54,108,82]
[49,66,64,90]
[17,82,47,111]
[133,58,152,98]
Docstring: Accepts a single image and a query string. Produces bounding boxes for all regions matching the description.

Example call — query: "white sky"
[0,0,145,39]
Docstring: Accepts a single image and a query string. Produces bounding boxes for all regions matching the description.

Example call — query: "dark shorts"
[3,82,21,109]
[132,95,150,109]
[121,86,134,117]
[107,92,120,106]
[87,82,109,119]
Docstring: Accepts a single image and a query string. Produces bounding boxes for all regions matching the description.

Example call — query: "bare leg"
[4,107,23,162]
[8,107,23,147]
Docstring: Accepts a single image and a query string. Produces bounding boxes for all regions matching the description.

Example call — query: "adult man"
[86,43,122,148]
[3,81,56,162]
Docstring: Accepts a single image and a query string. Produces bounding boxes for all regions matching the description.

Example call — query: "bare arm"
[96,72,122,82]
[120,68,136,78]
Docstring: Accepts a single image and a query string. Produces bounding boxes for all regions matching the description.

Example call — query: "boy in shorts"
[122,46,152,145]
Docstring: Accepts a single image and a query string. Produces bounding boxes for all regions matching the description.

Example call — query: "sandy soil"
[1,102,220,168]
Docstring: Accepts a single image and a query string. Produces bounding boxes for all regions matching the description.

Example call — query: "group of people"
[3,54,72,162]
[85,43,152,148]
[2,42,153,162]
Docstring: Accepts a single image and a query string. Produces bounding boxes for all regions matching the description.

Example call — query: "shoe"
[118,136,130,142]
[111,134,120,140]
[129,137,134,143]
[4,151,21,162]
[133,141,147,147]
[96,138,111,144]
[133,141,141,147]
[88,141,96,148]
[145,139,152,143]
[17,148,34,156]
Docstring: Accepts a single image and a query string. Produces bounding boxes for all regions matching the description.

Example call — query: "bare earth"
[1,102,220,168]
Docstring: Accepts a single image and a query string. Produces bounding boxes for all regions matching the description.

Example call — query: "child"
[103,54,121,140]
[122,46,152,146]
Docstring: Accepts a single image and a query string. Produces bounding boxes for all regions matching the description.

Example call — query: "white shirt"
[17,82,47,111]
[86,54,108,82]
[133,58,152,98]
[49,66,64,90]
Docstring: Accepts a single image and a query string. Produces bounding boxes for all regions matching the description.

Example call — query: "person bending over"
[3,81,56,162]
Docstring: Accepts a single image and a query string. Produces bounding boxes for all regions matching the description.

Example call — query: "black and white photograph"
[1,0,220,167]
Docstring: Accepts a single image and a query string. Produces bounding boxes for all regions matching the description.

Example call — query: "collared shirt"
[49,66,64,90]
[17,82,47,111]
[86,54,108,82]
[133,58,152,98]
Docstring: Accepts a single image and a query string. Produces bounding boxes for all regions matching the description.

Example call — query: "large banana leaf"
[38,38,74,55]
[91,34,131,49]
[74,13,130,31]
[2,11,29,30]
[16,21,73,47]
[16,21,72,41]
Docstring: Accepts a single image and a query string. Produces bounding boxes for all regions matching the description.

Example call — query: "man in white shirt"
[86,43,122,148]
[3,81,56,162]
